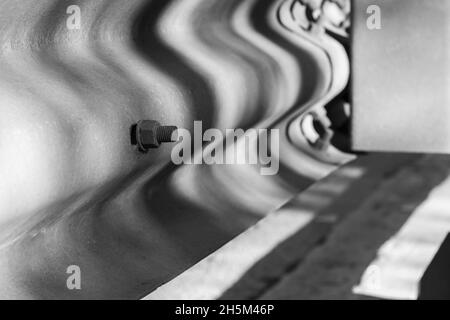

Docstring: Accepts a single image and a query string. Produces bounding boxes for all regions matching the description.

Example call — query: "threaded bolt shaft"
[156,125,178,143]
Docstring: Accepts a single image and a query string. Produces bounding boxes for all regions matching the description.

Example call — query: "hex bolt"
[131,120,178,153]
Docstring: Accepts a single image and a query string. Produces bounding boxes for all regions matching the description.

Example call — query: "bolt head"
[135,120,161,152]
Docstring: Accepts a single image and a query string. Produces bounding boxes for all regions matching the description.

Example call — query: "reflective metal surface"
[0,0,351,299]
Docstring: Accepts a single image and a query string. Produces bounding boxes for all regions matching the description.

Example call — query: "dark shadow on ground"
[220,154,450,299]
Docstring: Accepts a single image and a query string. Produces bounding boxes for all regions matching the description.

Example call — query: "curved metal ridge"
[0,0,352,298]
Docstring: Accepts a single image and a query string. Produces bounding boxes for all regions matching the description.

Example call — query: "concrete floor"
[148,154,450,300]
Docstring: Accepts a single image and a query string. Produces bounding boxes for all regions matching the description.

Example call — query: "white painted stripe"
[145,165,364,300]
[354,175,450,300]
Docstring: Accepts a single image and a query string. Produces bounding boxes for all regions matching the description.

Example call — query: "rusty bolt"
[131,120,178,153]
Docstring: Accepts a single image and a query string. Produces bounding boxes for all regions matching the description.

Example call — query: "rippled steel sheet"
[0,0,351,298]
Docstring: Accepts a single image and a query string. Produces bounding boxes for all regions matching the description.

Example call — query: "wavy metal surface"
[0,0,352,298]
